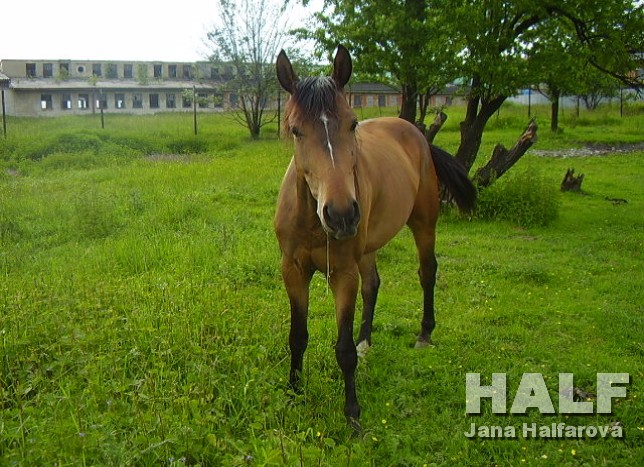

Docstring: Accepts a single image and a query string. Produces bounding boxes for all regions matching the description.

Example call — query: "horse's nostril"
[352,201,361,222]
[323,204,333,224]
[322,201,360,237]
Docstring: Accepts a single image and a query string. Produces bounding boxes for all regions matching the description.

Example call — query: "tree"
[302,0,644,183]
[205,0,290,138]
[298,0,456,124]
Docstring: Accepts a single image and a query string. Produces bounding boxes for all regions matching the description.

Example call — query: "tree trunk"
[399,83,418,123]
[455,84,506,172]
[550,88,560,132]
[474,119,538,187]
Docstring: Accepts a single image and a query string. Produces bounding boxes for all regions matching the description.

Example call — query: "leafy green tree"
[299,0,456,123]
[302,0,644,178]
[448,0,643,170]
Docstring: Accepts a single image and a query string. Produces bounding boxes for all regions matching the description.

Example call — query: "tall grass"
[1,110,643,465]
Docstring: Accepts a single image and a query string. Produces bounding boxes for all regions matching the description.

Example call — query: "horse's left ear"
[332,45,352,89]
[276,49,298,94]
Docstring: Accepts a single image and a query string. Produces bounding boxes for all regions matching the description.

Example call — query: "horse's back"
[357,117,432,251]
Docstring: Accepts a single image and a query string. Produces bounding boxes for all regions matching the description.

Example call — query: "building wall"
[0,59,236,117]
[3,88,232,117]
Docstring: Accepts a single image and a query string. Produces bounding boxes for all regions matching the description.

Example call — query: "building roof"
[348,82,400,94]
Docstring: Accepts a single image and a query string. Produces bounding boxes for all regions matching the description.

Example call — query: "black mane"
[292,76,338,119]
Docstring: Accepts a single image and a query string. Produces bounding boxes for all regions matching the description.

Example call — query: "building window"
[61,94,72,110]
[41,94,53,110]
[168,65,177,78]
[211,67,220,79]
[133,93,143,109]
[115,93,125,109]
[153,65,162,78]
[378,95,386,107]
[77,65,86,74]
[92,63,102,77]
[182,94,192,108]
[149,93,160,109]
[366,95,375,107]
[78,94,89,110]
[229,93,238,108]
[124,64,133,79]
[59,62,70,79]
[352,94,361,107]
[166,93,176,108]
[43,63,53,78]
[213,93,223,108]
[26,63,37,78]
[183,65,192,79]
[96,94,108,109]
[198,93,209,108]
[107,63,118,79]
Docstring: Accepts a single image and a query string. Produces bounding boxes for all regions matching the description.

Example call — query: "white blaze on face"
[320,112,336,168]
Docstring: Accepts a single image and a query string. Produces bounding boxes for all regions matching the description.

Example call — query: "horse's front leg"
[330,264,361,431]
[281,256,314,391]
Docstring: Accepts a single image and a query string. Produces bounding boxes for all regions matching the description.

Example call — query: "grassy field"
[1,105,643,466]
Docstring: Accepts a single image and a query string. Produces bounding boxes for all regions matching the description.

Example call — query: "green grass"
[1,108,643,466]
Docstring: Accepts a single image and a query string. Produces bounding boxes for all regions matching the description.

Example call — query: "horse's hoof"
[348,417,362,436]
[414,338,434,349]
[356,340,371,358]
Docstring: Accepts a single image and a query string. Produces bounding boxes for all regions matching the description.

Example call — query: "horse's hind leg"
[357,252,380,356]
[410,227,438,347]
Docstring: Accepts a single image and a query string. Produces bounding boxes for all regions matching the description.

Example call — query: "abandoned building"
[0,58,467,118]
[0,59,253,117]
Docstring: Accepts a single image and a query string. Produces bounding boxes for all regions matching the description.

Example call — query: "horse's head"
[277,46,361,240]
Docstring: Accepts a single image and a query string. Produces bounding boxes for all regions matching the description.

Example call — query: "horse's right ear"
[276,50,298,94]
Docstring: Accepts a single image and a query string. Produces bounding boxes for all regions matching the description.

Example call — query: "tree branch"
[474,119,538,187]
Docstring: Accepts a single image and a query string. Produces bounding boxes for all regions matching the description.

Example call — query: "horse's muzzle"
[322,200,361,239]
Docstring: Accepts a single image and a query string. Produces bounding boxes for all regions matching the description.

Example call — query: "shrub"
[476,169,560,226]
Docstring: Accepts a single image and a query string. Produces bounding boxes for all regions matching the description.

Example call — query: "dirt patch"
[531,142,644,158]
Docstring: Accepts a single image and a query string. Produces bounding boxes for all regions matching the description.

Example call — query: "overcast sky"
[1,0,320,62]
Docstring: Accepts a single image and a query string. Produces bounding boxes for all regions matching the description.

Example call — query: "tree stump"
[561,169,584,192]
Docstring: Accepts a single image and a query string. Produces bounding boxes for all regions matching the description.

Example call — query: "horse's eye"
[291,127,303,138]
[350,120,358,132]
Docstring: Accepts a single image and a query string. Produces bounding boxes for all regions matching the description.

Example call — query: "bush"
[476,169,560,226]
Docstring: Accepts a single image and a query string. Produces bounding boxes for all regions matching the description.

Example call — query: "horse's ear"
[332,44,352,89]
[276,50,298,94]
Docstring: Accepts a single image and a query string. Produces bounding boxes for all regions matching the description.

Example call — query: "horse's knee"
[335,339,358,373]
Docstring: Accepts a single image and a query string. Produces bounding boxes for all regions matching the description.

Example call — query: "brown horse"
[274,45,476,431]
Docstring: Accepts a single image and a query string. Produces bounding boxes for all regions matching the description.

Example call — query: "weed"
[477,169,561,226]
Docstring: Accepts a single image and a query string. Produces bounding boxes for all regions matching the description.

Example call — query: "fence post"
[1,90,6,138]
[192,85,197,135]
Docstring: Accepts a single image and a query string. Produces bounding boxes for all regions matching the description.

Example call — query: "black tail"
[429,144,477,213]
